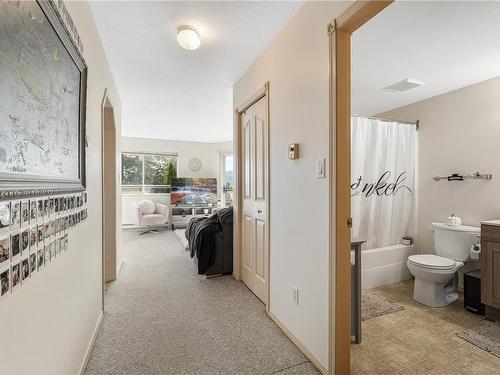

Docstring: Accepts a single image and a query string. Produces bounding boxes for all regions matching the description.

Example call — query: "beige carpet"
[174,228,188,249]
[85,230,319,375]
[457,322,500,358]
[361,289,404,321]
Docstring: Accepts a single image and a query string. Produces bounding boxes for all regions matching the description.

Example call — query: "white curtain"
[351,116,417,249]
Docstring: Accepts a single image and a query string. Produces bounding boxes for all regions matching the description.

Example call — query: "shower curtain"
[351,116,417,249]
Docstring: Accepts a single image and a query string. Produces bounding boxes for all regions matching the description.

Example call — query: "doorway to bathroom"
[330,1,500,373]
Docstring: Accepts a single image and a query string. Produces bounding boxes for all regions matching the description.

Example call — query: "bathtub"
[358,243,417,289]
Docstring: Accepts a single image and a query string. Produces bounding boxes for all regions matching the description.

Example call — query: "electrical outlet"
[292,287,299,305]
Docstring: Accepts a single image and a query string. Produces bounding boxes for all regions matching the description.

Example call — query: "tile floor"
[351,280,500,374]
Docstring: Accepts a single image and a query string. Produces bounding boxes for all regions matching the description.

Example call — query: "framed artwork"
[0,1,87,200]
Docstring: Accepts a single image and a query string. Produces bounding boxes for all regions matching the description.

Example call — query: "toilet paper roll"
[470,244,481,260]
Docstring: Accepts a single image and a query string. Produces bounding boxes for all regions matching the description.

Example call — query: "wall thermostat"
[288,143,299,160]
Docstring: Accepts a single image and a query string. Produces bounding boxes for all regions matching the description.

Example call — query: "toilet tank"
[431,223,480,261]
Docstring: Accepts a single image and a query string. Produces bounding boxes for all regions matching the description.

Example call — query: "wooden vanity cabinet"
[481,224,500,320]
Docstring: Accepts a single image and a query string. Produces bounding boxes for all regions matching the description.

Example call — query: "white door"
[241,96,268,303]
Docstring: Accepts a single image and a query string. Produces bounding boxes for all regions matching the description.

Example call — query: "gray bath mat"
[361,290,404,321]
[456,322,500,358]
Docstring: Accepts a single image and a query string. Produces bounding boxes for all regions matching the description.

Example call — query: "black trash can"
[464,269,485,315]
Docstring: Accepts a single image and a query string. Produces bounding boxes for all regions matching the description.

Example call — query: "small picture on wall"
[43,223,49,240]
[83,191,87,203]
[37,248,45,270]
[37,225,43,243]
[37,200,44,220]
[11,263,20,289]
[11,233,20,259]
[64,234,68,251]
[21,230,29,254]
[0,203,11,234]
[47,242,54,261]
[29,253,36,275]
[0,236,10,266]
[1,268,9,296]
[21,258,29,282]
[21,201,29,226]
[59,197,65,212]
[56,239,61,255]
[43,199,49,217]
[55,197,59,213]
[44,245,50,264]
[49,199,54,216]
[11,202,20,226]
[30,227,37,249]
[30,200,37,222]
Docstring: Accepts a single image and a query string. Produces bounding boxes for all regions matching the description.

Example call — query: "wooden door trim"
[100,89,108,312]
[100,89,118,311]
[234,82,270,313]
[328,1,393,374]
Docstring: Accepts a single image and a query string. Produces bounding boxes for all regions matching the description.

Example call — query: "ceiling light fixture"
[177,26,200,50]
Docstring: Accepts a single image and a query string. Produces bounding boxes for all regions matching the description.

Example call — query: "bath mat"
[361,290,404,321]
[174,229,188,249]
[456,322,500,358]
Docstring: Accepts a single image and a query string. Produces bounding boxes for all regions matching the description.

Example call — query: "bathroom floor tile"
[351,280,499,375]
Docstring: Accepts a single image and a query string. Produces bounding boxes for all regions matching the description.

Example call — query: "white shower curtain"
[351,116,417,249]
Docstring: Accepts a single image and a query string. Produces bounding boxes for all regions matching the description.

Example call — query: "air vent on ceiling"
[384,78,425,92]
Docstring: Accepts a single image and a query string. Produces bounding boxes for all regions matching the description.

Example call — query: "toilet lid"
[408,254,457,270]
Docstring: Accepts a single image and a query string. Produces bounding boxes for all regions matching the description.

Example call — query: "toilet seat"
[408,254,457,270]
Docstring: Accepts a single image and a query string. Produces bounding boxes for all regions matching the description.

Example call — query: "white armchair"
[132,200,169,234]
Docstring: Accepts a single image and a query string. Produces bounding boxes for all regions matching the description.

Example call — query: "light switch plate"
[288,143,299,160]
[316,158,326,178]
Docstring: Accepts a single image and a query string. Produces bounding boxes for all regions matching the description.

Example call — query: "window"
[221,154,234,193]
[121,152,177,194]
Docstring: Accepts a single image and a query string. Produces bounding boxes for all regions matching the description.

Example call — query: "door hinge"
[347,218,352,228]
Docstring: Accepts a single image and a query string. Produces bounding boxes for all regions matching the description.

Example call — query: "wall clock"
[188,158,202,172]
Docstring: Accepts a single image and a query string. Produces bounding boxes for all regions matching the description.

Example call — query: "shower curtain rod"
[351,114,420,130]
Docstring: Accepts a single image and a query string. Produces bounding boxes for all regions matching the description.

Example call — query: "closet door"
[241,96,268,304]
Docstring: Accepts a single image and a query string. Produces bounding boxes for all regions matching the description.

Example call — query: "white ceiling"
[90,1,303,142]
[352,1,500,116]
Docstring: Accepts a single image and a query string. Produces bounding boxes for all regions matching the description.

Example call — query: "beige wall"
[382,76,500,253]
[234,1,351,368]
[0,2,122,373]
[122,137,232,178]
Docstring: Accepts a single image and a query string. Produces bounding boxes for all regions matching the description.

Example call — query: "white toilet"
[407,222,480,307]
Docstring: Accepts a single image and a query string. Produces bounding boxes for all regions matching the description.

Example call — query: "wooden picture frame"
[0,0,87,201]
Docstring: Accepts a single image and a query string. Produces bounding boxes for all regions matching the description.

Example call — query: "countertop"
[481,220,500,227]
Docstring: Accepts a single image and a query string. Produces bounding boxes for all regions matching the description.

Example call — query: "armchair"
[132,199,169,235]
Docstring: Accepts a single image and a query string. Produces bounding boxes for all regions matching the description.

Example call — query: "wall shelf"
[433,172,493,182]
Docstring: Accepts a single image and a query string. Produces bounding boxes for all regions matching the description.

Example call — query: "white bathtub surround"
[357,244,417,289]
[351,116,417,249]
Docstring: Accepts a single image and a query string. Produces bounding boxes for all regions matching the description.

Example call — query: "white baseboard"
[268,311,328,375]
[79,311,104,375]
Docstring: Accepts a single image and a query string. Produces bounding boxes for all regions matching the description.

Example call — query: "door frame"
[328,1,393,373]
[101,89,118,310]
[233,82,271,312]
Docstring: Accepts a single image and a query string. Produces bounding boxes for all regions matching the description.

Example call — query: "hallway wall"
[233,1,351,369]
[0,2,122,373]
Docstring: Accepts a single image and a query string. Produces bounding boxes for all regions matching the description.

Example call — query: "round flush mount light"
[177,26,201,50]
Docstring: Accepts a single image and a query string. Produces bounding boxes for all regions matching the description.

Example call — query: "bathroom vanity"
[480,221,500,320]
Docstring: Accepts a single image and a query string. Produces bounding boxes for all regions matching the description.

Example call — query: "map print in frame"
[0,1,87,198]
